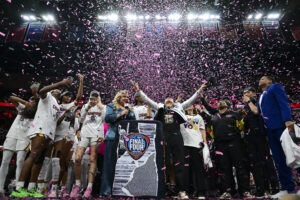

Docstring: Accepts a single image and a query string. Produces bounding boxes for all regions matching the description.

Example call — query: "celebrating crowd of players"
[0,74,297,199]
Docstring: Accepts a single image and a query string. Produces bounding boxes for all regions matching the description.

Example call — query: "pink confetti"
[67,70,73,74]
[0,32,5,37]
[174,162,180,166]
[215,151,223,155]
[161,167,166,171]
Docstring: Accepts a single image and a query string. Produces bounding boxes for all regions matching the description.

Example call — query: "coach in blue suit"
[258,76,295,198]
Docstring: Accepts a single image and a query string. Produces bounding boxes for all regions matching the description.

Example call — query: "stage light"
[168,13,181,21]
[22,15,30,21]
[267,13,280,19]
[42,14,55,21]
[155,15,161,20]
[107,13,118,21]
[187,13,197,20]
[145,15,150,20]
[199,13,210,20]
[98,15,107,20]
[29,15,36,21]
[247,14,253,19]
[210,14,220,19]
[125,13,137,21]
[255,13,263,20]
[138,15,144,20]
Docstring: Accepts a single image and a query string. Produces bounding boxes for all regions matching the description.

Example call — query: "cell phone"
[30,82,40,89]
[67,76,74,82]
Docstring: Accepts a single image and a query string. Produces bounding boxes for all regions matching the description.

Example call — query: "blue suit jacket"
[258,83,292,133]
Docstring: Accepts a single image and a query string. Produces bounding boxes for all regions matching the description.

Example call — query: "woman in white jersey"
[47,74,84,198]
[70,90,105,198]
[11,77,73,198]
[133,92,155,120]
[0,84,39,196]
[180,105,209,199]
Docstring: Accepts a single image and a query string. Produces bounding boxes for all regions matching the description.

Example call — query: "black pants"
[215,139,249,195]
[244,129,279,193]
[184,146,208,195]
[244,130,267,194]
[165,132,186,192]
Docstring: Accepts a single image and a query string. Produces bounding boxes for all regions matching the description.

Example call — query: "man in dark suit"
[258,75,295,199]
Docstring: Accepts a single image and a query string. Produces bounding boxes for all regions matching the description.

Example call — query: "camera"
[205,77,217,88]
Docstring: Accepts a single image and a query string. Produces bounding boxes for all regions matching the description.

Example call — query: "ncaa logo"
[124,133,150,160]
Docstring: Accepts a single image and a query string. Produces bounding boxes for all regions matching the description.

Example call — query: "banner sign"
[113,120,164,198]
[24,24,45,42]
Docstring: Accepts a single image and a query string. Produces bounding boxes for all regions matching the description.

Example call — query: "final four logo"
[124,133,150,160]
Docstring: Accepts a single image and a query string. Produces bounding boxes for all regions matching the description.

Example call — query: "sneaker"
[11,188,29,198]
[83,186,92,198]
[219,192,232,199]
[60,188,69,198]
[198,196,206,199]
[243,191,254,198]
[271,190,288,199]
[178,191,189,199]
[48,190,57,198]
[27,188,44,198]
[70,184,80,198]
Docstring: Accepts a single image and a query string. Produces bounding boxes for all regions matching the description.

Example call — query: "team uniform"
[133,105,155,120]
[55,102,77,142]
[27,92,61,141]
[79,104,106,147]
[3,104,31,151]
[0,103,32,194]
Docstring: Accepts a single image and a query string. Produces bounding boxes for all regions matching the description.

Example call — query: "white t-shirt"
[6,104,32,141]
[55,102,76,136]
[133,105,152,120]
[180,114,205,148]
[27,92,61,141]
[80,104,105,138]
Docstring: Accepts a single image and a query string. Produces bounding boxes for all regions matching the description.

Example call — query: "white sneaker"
[178,191,189,199]
[271,190,288,199]
[198,196,205,199]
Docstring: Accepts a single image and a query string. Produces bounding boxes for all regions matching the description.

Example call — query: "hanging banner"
[243,22,264,39]
[68,25,86,42]
[163,23,183,41]
[105,24,120,41]
[24,24,45,42]
[291,26,300,41]
[112,120,165,198]
[219,25,238,40]
[186,24,202,41]
[201,22,219,40]
[145,23,163,40]
[262,21,282,40]
[126,23,145,40]
[43,25,61,41]
[5,25,28,42]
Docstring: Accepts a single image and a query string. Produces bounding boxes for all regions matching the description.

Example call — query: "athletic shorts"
[66,134,75,142]
[78,136,104,148]
[54,134,67,142]
[3,137,30,151]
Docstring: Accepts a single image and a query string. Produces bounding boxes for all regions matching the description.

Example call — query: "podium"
[112,120,165,198]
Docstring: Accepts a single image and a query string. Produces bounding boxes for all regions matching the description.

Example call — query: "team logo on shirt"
[124,133,150,160]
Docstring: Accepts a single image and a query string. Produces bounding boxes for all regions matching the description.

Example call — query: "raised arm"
[130,80,160,110]
[39,77,72,99]
[74,74,84,104]
[30,82,40,100]
[9,96,28,107]
[181,88,202,110]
